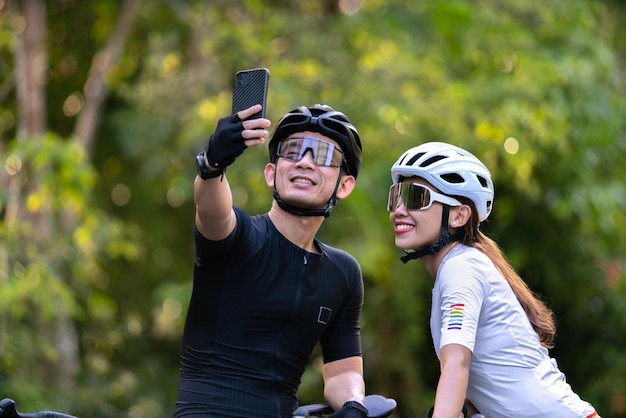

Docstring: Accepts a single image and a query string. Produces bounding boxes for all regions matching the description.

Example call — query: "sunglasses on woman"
[387,183,462,211]
[277,137,344,168]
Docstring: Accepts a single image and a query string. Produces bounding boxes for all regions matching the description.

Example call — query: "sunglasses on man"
[277,137,344,168]
[387,183,462,211]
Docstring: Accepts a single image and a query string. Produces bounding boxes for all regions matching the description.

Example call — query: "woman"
[387,142,600,418]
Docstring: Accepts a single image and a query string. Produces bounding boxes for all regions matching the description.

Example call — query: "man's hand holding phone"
[205,105,271,172]
[202,67,271,175]
[238,105,272,146]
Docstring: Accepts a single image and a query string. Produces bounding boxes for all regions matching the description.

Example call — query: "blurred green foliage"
[1,0,625,417]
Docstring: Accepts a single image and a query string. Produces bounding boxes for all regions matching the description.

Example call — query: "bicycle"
[2,395,396,418]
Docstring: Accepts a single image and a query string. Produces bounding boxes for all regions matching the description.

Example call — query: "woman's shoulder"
[438,244,494,282]
[442,244,489,266]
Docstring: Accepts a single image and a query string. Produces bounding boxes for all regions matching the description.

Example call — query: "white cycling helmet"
[391,142,494,222]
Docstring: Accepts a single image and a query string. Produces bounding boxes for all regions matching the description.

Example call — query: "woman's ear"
[264,163,276,187]
[449,204,472,229]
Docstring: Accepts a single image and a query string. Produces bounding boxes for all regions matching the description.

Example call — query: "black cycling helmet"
[268,104,363,178]
[268,104,362,217]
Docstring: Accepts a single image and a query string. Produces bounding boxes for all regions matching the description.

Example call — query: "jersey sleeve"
[319,250,364,363]
[195,207,252,258]
[435,253,488,352]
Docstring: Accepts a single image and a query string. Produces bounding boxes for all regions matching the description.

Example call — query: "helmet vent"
[405,152,425,166]
[477,176,489,188]
[440,173,465,184]
[420,155,447,167]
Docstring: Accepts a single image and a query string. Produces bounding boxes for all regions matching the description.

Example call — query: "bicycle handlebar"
[293,394,397,418]
[0,399,77,418]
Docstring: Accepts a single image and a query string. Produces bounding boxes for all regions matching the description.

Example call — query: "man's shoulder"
[318,241,360,268]
[235,208,271,232]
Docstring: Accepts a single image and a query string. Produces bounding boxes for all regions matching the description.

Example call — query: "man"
[175,104,368,418]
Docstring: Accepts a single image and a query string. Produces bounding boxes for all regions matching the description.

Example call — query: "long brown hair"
[458,201,556,349]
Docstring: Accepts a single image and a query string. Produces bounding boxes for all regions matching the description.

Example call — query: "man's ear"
[264,163,276,187]
[335,174,356,200]
[449,204,472,228]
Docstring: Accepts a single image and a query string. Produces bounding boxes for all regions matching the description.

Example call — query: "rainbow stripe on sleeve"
[447,303,465,330]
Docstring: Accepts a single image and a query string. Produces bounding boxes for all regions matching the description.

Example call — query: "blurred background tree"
[1,0,625,417]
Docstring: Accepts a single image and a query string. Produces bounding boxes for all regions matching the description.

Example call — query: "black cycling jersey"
[175,208,364,418]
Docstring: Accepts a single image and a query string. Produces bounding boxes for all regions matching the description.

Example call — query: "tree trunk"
[14,0,47,138]
[74,0,141,158]
[12,0,80,390]
[9,0,141,391]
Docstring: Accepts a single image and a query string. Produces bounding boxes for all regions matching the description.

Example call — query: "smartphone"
[231,68,270,120]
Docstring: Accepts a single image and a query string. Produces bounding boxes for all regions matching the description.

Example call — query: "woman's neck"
[421,242,459,279]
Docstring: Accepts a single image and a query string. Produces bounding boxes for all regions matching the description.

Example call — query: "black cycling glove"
[205,113,246,170]
[328,401,368,418]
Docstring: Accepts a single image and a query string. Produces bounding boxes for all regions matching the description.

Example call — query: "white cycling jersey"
[431,244,599,418]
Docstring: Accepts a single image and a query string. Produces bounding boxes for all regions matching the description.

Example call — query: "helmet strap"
[400,205,463,263]
[272,170,342,218]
